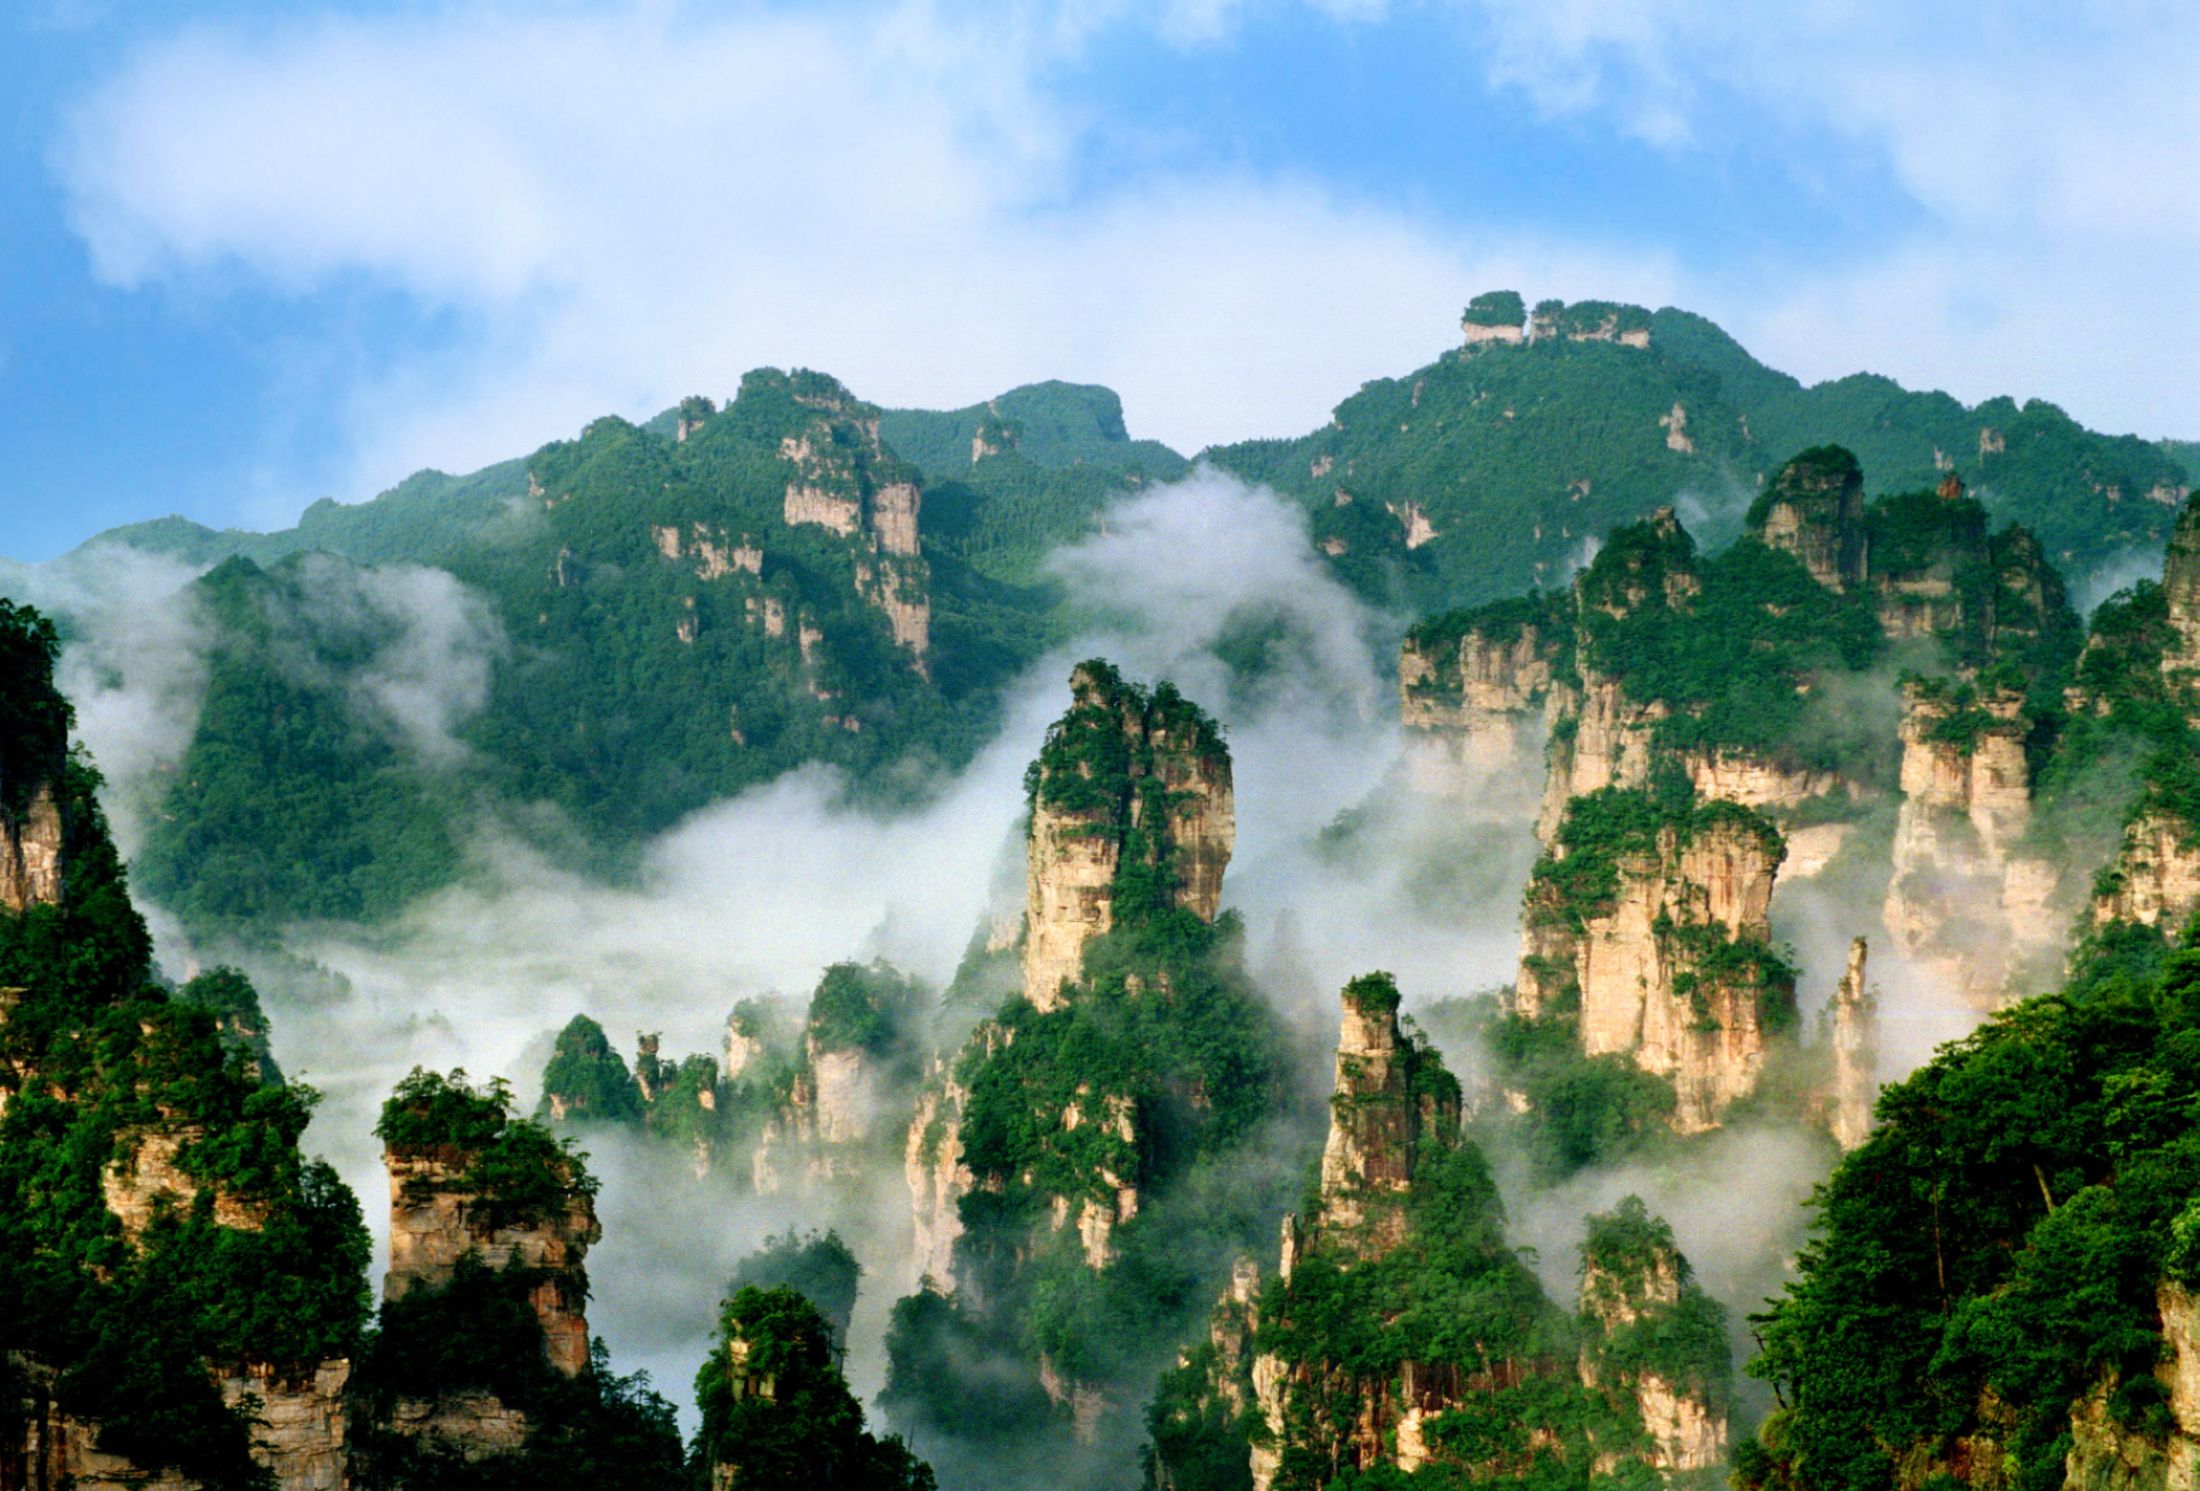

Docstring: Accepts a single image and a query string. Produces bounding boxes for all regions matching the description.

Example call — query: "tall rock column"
[1577,1197,1731,1473]
[2163,495,2200,692]
[1885,681,2051,1003]
[0,603,70,913]
[1515,791,1791,1132]
[1749,445,1868,593]
[1312,973,1459,1259]
[1020,660,1234,1010]
[1828,938,1878,1151]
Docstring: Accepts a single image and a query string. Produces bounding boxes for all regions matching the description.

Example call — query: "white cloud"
[53,1,1675,487]
[48,0,2200,511]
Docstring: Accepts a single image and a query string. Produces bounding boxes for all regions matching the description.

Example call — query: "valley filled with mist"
[8,297,2200,1491]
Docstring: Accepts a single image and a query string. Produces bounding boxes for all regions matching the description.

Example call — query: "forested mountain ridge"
[1210,294,2188,612]
[34,298,2189,939]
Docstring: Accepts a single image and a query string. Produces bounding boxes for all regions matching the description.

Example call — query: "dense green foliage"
[1742,934,2200,1491]
[1581,522,1884,767]
[1462,290,1527,329]
[695,1286,935,1491]
[1579,1197,1731,1414]
[729,1229,863,1347]
[0,603,371,1487]
[377,1068,598,1223]
[886,666,1301,1485]
[809,959,927,1057]
[539,1014,646,1124]
[1258,1134,1630,1490]
[1210,299,2186,615]
[94,369,1163,934]
[348,1262,685,1491]
[131,554,466,933]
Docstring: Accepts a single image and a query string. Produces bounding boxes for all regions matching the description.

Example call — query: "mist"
[7,469,1544,1439]
[12,463,2039,1465]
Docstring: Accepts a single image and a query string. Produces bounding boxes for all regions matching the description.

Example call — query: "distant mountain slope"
[1208,296,2190,612]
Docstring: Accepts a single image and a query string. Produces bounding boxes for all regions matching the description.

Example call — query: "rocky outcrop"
[5,1355,198,1491]
[383,1151,600,1379]
[0,781,64,913]
[1516,797,1789,1132]
[775,392,932,667]
[2163,496,2200,697]
[1399,602,1569,785]
[2064,1281,2200,1490]
[904,1057,976,1290]
[1577,1198,1729,1473]
[1751,446,1867,593]
[1249,976,1470,1491]
[1460,290,1526,348]
[1828,938,1877,1151]
[1885,683,2057,1003]
[2094,812,2200,931]
[102,1126,267,1243]
[1532,299,1652,348]
[1311,974,1458,1260]
[214,1360,351,1491]
[1020,662,1233,1011]
[650,522,762,580]
[383,1391,530,1463]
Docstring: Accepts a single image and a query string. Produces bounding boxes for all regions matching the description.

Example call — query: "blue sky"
[3,0,2195,561]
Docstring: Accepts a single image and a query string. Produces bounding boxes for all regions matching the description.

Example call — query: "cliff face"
[2162,497,2200,693]
[1020,661,1234,1010]
[2064,1281,2200,1491]
[775,386,932,669]
[384,1150,600,1380]
[1516,796,1790,1132]
[1828,938,1878,1151]
[215,1361,352,1491]
[904,1055,976,1290]
[1885,683,2057,1002]
[102,1125,268,1242]
[1754,446,1868,593]
[2093,813,2200,932]
[0,780,64,913]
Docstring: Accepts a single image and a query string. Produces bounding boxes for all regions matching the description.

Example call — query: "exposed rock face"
[5,1355,198,1491]
[383,1151,600,1379]
[1537,676,1666,841]
[1577,1198,1729,1474]
[0,780,64,913]
[102,1126,267,1243]
[775,396,932,666]
[904,1058,975,1289]
[2064,1281,2200,1490]
[1020,662,1234,1011]
[214,1360,352,1491]
[1660,401,1695,456]
[384,1391,530,1463]
[3,1355,347,1491]
[2164,497,2200,695]
[1516,799,1789,1132]
[1885,683,2056,1002]
[1312,975,1458,1260]
[1753,447,1867,593]
[2094,812,2200,931]
[1399,606,1567,784]
[806,1040,869,1146]
[1827,938,1877,1151]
